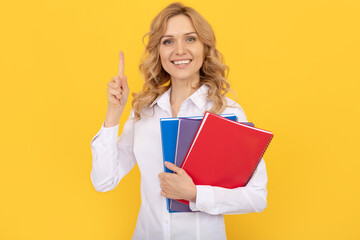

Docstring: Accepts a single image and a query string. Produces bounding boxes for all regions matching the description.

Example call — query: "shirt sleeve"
[188,158,268,215]
[90,111,137,192]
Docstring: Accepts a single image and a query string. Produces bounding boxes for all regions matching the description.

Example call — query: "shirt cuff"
[97,122,119,144]
[189,201,199,211]
[189,185,216,213]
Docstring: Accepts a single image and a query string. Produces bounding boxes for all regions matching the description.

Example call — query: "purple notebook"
[170,118,255,212]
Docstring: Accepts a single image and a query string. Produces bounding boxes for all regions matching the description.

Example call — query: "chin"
[171,74,198,82]
[167,69,201,82]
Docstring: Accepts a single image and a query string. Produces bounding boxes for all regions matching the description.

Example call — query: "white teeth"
[173,60,191,65]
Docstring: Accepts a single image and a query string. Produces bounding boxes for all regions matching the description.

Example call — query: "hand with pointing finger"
[104,51,130,127]
[107,51,130,109]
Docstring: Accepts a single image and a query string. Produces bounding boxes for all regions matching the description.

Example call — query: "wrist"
[189,185,197,202]
[104,106,123,127]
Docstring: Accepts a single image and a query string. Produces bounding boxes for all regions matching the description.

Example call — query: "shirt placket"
[163,207,171,240]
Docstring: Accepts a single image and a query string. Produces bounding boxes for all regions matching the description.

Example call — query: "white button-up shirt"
[90,84,268,240]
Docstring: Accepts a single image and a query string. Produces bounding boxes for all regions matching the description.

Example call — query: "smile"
[171,59,192,69]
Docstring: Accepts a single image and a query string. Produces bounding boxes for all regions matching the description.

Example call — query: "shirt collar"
[149,87,171,109]
[188,84,209,110]
[149,84,210,111]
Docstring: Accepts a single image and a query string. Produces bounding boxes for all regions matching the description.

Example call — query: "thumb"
[164,161,181,173]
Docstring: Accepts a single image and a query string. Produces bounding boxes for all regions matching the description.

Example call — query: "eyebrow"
[160,32,198,40]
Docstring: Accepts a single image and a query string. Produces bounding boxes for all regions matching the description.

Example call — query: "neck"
[170,75,201,106]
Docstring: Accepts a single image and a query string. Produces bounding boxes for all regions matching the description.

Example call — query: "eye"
[187,37,196,42]
[162,39,173,45]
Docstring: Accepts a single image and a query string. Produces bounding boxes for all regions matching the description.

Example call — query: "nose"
[175,41,186,55]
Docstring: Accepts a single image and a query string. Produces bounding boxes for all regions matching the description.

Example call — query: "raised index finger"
[118,51,124,78]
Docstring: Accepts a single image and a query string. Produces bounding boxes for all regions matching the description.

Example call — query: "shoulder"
[222,97,248,122]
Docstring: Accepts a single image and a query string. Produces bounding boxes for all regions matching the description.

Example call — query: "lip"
[171,58,192,62]
[171,59,192,69]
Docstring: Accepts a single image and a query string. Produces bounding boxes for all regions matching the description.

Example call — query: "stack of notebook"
[160,112,273,213]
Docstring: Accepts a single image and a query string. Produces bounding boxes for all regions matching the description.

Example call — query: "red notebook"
[179,111,273,205]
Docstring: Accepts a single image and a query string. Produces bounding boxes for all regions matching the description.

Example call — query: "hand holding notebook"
[171,117,255,209]
[159,113,238,212]
[178,112,273,205]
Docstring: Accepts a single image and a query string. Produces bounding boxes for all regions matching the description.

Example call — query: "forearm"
[189,159,268,215]
[104,105,124,127]
[190,185,267,215]
[90,113,136,192]
[90,123,121,192]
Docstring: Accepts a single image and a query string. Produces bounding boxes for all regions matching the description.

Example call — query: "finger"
[108,83,121,92]
[108,88,122,98]
[120,76,129,93]
[108,81,119,89]
[108,85,122,95]
[118,51,124,78]
[164,161,181,173]
[111,76,121,86]
[110,93,122,100]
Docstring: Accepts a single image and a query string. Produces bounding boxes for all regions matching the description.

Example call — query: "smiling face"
[159,14,205,84]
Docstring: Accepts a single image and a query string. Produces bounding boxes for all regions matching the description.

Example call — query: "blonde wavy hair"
[132,2,232,120]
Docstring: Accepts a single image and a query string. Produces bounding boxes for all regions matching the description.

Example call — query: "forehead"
[163,15,196,35]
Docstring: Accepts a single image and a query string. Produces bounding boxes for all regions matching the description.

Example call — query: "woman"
[90,2,268,239]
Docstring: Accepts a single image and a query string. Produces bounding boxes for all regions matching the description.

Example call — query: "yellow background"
[1,0,359,239]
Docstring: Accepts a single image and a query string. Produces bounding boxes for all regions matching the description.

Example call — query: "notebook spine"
[244,135,273,186]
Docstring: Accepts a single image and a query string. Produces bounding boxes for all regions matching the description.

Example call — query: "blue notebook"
[160,113,237,213]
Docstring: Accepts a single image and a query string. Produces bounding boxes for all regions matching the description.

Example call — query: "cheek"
[159,47,169,58]
[194,49,204,64]
[193,45,204,59]
[159,57,166,67]
[159,55,166,67]
[159,50,170,65]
